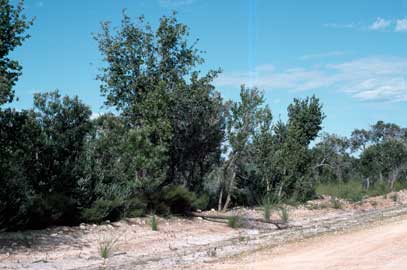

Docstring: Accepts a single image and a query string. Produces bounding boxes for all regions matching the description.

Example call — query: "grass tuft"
[98,235,118,260]
[151,215,158,231]
[227,215,242,228]
[262,196,275,222]
[278,207,289,223]
[330,196,342,209]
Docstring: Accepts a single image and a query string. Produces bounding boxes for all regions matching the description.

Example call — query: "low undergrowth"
[316,180,407,202]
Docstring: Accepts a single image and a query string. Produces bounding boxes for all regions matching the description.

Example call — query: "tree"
[350,128,370,152]
[29,91,92,227]
[0,0,33,105]
[360,139,407,190]
[79,113,162,222]
[252,107,273,194]
[0,108,41,230]
[167,72,226,192]
[0,91,93,229]
[95,12,225,195]
[95,12,203,119]
[312,133,353,182]
[276,95,325,200]
[371,121,403,143]
[217,86,271,210]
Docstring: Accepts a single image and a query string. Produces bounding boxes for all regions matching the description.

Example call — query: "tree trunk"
[363,177,370,191]
[218,188,223,211]
[222,157,237,212]
[265,176,270,193]
[277,184,283,199]
[389,168,399,191]
[223,193,231,212]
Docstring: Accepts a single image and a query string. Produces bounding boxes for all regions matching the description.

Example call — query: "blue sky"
[9,0,407,137]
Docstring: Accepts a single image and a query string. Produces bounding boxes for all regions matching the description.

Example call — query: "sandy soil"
[199,217,407,270]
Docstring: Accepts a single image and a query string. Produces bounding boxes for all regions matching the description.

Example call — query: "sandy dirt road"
[196,217,407,270]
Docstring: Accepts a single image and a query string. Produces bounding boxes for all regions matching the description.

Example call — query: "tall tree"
[0,0,33,105]
[277,96,325,200]
[95,12,225,193]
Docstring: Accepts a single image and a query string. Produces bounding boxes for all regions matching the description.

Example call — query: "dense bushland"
[1,1,407,231]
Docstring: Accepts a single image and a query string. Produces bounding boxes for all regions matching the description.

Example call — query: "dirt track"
[200,217,407,270]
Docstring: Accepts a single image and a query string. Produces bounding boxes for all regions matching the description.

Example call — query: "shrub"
[191,194,209,210]
[125,198,147,218]
[81,199,123,224]
[161,185,197,214]
[227,215,242,228]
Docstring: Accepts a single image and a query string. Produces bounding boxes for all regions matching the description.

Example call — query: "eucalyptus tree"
[360,139,407,190]
[350,128,370,152]
[312,133,353,182]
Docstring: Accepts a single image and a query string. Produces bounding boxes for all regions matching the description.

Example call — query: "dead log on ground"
[190,212,289,229]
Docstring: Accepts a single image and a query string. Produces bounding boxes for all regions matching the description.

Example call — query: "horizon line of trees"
[1,1,407,231]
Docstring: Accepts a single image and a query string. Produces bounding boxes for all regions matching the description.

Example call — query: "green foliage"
[262,195,277,222]
[316,180,407,203]
[278,207,289,223]
[192,194,209,210]
[160,185,197,214]
[30,91,92,226]
[81,199,123,224]
[227,215,243,228]
[360,139,407,189]
[218,86,273,210]
[0,91,92,230]
[316,181,364,202]
[151,215,158,231]
[312,133,355,183]
[4,7,407,233]
[263,204,271,222]
[95,12,225,194]
[0,109,40,230]
[0,0,33,105]
[287,96,325,145]
[98,235,118,259]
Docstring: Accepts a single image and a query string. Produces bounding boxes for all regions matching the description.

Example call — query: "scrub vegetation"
[2,1,407,231]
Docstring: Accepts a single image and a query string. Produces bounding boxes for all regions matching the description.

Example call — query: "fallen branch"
[190,212,288,229]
